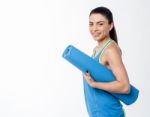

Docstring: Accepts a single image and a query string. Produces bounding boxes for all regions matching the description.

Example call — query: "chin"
[93,37,101,41]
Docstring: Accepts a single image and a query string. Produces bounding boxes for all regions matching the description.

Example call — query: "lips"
[92,33,101,37]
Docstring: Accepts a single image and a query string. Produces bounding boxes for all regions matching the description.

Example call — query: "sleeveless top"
[83,39,125,117]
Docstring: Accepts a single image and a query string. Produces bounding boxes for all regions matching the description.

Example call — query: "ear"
[109,23,114,31]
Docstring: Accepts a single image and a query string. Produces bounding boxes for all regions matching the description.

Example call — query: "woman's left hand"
[83,71,96,87]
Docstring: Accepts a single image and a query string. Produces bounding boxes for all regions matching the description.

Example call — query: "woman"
[83,6,130,117]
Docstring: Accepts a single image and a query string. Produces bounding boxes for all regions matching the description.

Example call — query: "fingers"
[85,72,91,80]
[85,70,90,76]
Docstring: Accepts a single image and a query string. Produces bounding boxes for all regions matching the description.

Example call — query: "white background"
[0,0,150,117]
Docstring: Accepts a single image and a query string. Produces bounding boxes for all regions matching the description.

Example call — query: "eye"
[89,23,93,26]
[98,23,103,26]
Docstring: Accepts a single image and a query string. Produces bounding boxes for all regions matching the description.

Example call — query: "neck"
[97,37,111,47]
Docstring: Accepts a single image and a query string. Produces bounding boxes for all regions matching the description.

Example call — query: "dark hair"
[89,6,118,44]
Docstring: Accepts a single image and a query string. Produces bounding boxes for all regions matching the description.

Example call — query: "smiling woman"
[83,6,130,117]
[89,7,117,44]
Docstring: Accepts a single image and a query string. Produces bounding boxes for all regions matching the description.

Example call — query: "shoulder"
[105,40,123,65]
[106,40,122,57]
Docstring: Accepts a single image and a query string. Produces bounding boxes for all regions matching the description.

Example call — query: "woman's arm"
[84,45,130,94]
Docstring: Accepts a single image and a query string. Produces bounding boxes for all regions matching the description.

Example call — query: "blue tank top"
[83,39,125,117]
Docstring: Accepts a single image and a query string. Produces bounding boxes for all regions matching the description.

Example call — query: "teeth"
[94,34,100,36]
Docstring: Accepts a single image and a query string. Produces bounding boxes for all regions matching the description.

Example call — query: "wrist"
[91,81,97,88]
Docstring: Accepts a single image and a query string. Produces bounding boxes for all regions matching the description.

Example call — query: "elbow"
[122,84,131,94]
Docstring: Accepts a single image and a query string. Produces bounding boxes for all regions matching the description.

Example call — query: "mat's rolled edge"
[62,45,73,58]
[125,88,139,105]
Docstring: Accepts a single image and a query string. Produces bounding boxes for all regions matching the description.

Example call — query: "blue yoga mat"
[62,45,139,105]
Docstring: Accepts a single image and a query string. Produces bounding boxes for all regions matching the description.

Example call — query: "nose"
[91,25,98,31]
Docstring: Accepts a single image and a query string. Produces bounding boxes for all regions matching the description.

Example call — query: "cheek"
[101,27,110,34]
[89,27,92,32]
[89,27,93,34]
[98,26,107,32]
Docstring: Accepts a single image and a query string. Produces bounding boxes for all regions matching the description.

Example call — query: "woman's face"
[89,13,113,41]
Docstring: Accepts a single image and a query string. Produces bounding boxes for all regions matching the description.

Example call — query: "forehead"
[89,13,108,22]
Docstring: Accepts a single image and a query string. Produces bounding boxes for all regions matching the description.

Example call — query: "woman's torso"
[83,39,125,117]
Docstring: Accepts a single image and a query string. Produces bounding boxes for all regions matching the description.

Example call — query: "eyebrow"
[89,21,105,24]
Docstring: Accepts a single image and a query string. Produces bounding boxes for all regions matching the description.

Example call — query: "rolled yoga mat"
[62,45,139,105]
